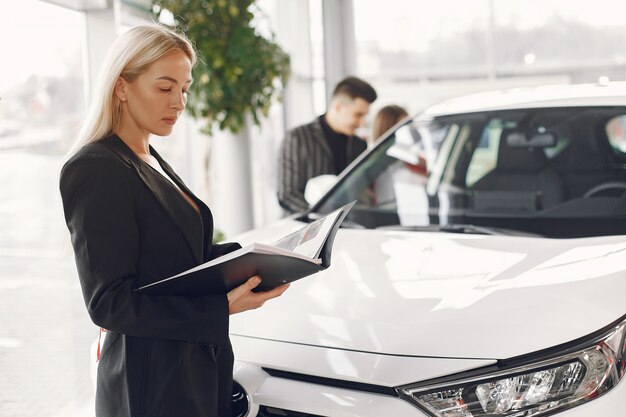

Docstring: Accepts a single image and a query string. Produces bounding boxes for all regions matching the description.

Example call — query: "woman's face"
[117,49,192,138]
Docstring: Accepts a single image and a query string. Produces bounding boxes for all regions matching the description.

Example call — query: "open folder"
[136,201,356,295]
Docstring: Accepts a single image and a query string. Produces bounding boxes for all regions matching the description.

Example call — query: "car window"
[314,107,626,237]
[466,119,502,187]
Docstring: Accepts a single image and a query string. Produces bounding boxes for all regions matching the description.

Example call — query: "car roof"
[421,82,626,118]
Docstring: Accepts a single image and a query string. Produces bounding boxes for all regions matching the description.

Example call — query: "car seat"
[551,123,617,199]
[472,129,564,209]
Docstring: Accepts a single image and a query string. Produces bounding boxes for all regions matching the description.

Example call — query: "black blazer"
[277,117,367,213]
[60,135,240,417]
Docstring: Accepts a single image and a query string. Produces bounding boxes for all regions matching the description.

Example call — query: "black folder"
[136,201,355,295]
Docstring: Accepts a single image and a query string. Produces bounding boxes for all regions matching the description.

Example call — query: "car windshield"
[313,107,626,238]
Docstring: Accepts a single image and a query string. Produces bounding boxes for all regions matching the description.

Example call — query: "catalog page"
[273,206,344,259]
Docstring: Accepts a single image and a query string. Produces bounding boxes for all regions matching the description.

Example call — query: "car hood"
[229,219,626,359]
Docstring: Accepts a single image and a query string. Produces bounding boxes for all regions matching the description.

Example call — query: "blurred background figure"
[277,76,377,213]
[369,104,429,225]
[371,104,408,145]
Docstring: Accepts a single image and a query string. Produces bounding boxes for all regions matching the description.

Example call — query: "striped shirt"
[277,117,367,213]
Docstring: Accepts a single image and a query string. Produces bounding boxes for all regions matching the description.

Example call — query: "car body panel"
[231,222,626,360]
[421,82,626,118]
[232,360,626,417]
[231,335,496,387]
[233,361,423,417]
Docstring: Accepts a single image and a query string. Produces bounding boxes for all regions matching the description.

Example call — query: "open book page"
[162,203,351,283]
[272,205,345,259]
[136,201,355,295]
[272,217,323,252]
[249,243,322,263]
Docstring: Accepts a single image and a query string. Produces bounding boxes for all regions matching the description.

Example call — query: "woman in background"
[60,25,287,417]
[371,104,408,143]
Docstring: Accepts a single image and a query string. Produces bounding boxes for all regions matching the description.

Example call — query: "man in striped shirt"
[277,76,377,213]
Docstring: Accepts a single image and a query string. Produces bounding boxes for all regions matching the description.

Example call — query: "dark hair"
[372,104,408,140]
[332,76,377,103]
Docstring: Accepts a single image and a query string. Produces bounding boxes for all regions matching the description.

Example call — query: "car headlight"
[398,317,625,416]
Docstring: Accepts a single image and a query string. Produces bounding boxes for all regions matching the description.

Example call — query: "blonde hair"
[68,24,196,155]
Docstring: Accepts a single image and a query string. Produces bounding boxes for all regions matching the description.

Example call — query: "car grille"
[262,367,398,397]
[258,405,325,417]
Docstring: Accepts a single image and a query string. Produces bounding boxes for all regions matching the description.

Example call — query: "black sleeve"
[277,131,310,213]
[60,153,229,345]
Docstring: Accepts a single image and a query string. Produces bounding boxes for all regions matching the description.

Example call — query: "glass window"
[0,2,94,416]
[0,3,85,258]
[314,107,626,238]
[466,120,502,187]
[352,0,626,116]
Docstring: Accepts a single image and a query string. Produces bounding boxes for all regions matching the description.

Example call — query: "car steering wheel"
[582,182,626,198]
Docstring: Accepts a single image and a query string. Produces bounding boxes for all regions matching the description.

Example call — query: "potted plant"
[152,0,291,134]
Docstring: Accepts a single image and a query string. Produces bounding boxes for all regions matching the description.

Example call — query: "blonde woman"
[60,25,287,417]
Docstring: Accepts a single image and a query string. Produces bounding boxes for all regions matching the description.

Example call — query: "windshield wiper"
[377,224,541,236]
[339,219,366,229]
[438,224,501,235]
[302,212,366,229]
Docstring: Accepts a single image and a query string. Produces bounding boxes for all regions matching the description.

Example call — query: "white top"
[138,153,180,190]
[151,160,180,190]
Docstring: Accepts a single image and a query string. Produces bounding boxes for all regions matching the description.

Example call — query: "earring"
[120,97,126,102]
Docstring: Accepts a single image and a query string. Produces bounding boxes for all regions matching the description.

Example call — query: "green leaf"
[152,0,290,134]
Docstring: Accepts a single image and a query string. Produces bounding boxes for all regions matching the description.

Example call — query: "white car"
[229,83,626,417]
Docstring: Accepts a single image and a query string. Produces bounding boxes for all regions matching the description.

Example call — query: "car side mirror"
[304,175,338,206]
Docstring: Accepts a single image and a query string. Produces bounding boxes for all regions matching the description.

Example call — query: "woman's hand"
[227,275,289,315]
